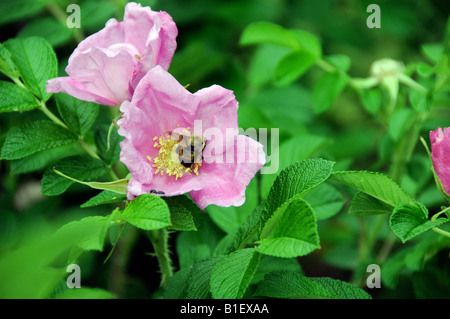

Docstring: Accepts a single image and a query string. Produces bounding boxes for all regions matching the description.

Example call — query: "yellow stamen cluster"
[147,129,202,180]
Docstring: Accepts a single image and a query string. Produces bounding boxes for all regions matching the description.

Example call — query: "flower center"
[147,127,204,180]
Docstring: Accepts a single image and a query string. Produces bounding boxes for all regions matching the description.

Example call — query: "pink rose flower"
[46,2,177,106]
[117,66,266,209]
[430,127,450,195]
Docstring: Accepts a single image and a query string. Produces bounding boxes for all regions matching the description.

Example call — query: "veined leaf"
[4,37,57,101]
[0,81,40,113]
[257,198,320,258]
[122,194,171,230]
[55,93,99,136]
[255,270,371,299]
[165,196,203,232]
[186,257,220,299]
[389,204,449,243]
[0,43,19,79]
[41,156,109,196]
[331,170,421,209]
[263,159,334,225]
[80,191,127,208]
[349,192,394,216]
[210,248,261,299]
[1,120,77,160]
[10,144,79,175]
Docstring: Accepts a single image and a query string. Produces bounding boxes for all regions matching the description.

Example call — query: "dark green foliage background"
[0,0,449,299]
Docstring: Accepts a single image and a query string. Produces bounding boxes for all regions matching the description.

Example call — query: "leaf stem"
[148,228,173,287]
[432,227,450,239]
[80,139,102,160]
[38,100,68,129]
[431,206,450,222]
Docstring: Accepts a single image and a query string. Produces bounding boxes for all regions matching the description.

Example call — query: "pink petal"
[46,77,118,106]
[65,47,137,105]
[430,127,450,195]
[189,135,266,209]
[118,67,201,199]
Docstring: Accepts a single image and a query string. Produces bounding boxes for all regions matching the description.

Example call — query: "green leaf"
[80,178,129,195]
[325,54,351,72]
[255,270,371,299]
[239,21,300,49]
[349,192,394,216]
[0,0,45,27]
[41,156,109,196]
[331,170,421,209]
[122,194,171,230]
[55,215,113,251]
[304,183,344,221]
[4,37,57,101]
[359,88,381,115]
[80,191,127,208]
[264,159,335,222]
[310,277,372,299]
[275,51,316,86]
[210,248,261,299]
[176,218,222,269]
[252,255,302,284]
[247,44,291,88]
[10,144,79,175]
[421,43,443,63]
[165,196,203,231]
[214,203,265,256]
[0,80,40,113]
[261,135,330,198]
[288,29,322,58]
[17,17,72,48]
[1,120,78,160]
[409,90,430,113]
[18,18,73,48]
[388,108,414,141]
[163,267,190,299]
[94,124,123,165]
[257,198,320,258]
[389,204,449,243]
[54,288,116,299]
[207,178,257,233]
[0,43,19,79]
[312,72,348,114]
[186,257,220,299]
[55,93,99,136]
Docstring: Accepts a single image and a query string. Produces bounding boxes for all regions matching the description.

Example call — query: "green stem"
[38,100,68,129]
[431,206,450,222]
[432,227,450,239]
[148,228,173,287]
[316,58,337,73]
[80,140,102,160]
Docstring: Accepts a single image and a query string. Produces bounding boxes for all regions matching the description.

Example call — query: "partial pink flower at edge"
[46,2,177,106]
[430,127,450,195]
[117,66,266,210]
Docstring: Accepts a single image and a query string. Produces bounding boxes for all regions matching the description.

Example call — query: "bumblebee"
[172,133,206,169]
